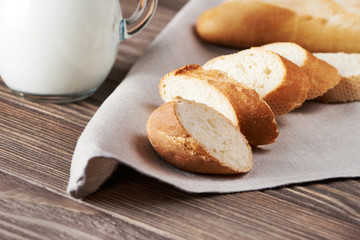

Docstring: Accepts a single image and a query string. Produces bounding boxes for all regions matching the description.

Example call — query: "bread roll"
[196,0,360,53]
[159,64,278,146]
[314,53,360,103]
[262,42,341,100]
[146,99,253,174]
[203,47,310,115]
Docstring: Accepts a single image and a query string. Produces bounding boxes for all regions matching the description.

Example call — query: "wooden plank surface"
[0,0,360,239]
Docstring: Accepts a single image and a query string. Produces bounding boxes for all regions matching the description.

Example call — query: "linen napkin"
[67,0,360,198]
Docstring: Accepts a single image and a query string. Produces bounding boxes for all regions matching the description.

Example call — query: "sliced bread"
[203,47,310,115]
[146,99,253,174]
[262,42,341,100]
[314,53,360,103]
[159,64,278,146]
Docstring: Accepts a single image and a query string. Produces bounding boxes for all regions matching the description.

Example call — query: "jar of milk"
[0,0,157,103]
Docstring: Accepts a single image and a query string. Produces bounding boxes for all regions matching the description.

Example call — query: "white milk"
[0,0,122,95]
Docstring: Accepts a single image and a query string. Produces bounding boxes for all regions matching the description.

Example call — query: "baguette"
[196,0,360,53]
[146,99,253,174]
[262,42,341,100]
[159,64,278,146]
[314,53,360,103]
[203,47,310,115]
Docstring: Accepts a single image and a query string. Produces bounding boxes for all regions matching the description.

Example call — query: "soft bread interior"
[203,48,285,98]
[262,42,307,67]
[175,100,251,171]
[161,77,238,125]
[314,53,360,77]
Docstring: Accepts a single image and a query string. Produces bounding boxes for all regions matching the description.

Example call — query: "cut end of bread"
[160,65,239,125]
[204,49,286,98]
[262,42,307,66]
[314,53,360,103]
[176,100,253,172]
[147,99,253,174]
[160,64,278,146]
[203,47,310,115]
[262,42,341,100]
[314,53,360,78]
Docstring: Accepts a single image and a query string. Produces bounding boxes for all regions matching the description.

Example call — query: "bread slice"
[314,53,360,103]
[203,47,310,115]
[196,0,360,53]
[159,64,278,146]
[262,42,341,100]
[146,99,253,174]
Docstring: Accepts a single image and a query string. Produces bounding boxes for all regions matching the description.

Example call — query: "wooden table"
[1,1,359,239]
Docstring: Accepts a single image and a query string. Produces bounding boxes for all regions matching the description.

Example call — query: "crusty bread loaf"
[196,0,360,53]
[146,99,253,174]
[314,53,360,103]
[262,42,341,100]
[203,47,310,115]
[159,64,278,146]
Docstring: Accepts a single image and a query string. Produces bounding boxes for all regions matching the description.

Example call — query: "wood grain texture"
[0,0,360,239]
[82,167,360,240]
[0,171,172,240]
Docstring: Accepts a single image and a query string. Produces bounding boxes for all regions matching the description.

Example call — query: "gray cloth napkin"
[67,0,360,198]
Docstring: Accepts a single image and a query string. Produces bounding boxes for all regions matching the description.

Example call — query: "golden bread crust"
[159,64,279,146]
[302,53,341,100]
[196,1,296,48]
[313,52,360,103]
[202,49,310,115]
[316,75,360,103]
[261,42,341,100]
[146,100,252,174]
[262,53,310,115]
[196,0,360,53]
